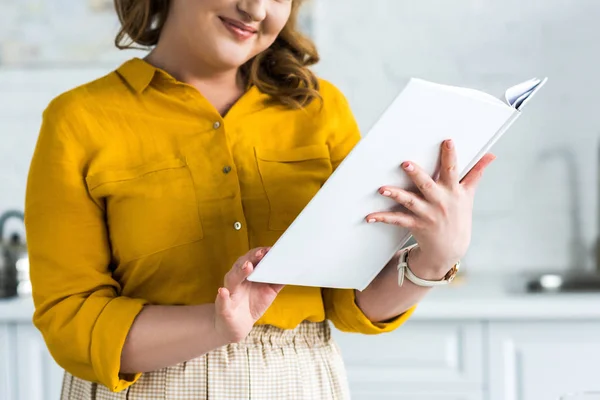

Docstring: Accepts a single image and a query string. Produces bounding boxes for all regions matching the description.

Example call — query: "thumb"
[215,287,232,317]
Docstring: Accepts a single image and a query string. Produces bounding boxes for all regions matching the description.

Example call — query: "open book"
[247,77,548,290]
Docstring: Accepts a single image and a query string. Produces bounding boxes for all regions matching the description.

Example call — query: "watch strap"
[397,244,460,287]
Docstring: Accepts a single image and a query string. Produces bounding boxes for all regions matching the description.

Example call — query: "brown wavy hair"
[114,0,321,109]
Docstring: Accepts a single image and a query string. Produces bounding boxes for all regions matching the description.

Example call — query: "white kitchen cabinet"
[333,320,484,395]
[0,324,15,400]
[2,277,600,399]
[349,390,484,400]
[15,324,63,400]
[488,321,600,400]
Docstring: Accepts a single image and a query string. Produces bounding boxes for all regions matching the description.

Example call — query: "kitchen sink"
[521,271,600,293]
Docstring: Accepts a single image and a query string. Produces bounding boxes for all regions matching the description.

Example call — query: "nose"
[237,0,267,22]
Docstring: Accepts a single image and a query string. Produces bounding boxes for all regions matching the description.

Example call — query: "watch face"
[444,262,460,281]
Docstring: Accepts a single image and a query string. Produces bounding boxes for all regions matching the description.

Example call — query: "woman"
[24,0,495,399]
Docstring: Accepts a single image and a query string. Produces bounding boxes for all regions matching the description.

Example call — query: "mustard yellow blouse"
[25,58,414,392]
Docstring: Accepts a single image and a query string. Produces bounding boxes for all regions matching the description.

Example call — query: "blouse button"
[222,166,232,174]
[233,221,242,231]
[213,121,221,130]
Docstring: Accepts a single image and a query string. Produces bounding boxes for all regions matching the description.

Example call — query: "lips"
[219,16,258,40]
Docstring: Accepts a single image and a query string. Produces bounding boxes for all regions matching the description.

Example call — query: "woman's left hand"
[365,139,496,272]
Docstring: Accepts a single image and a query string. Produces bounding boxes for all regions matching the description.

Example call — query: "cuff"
[90,296,148,392]
[324,288,416,334]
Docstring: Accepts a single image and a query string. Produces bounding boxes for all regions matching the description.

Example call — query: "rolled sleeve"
[323,288,416,334]
[26,96,147,392]
[91,297,148,391]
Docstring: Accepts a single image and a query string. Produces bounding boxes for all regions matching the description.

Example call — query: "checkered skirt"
[60,321,350,399]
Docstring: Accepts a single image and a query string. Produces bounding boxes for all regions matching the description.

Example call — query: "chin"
[219,55,253,70]
[210,42,261,70]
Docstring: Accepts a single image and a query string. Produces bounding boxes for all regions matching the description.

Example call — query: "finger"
[215,287,232,317]
[461,153,496,191]
[224,260,255,292]
[379,187,429,217]
[401,161,441,203]
[254,247,271,263]
[439,139,459,189]
[230,247,268,274]
[247,247,270,266]
[269,284,285,293]
[366,211,418,228]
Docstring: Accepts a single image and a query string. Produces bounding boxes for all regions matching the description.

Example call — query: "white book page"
[424,77,547,110]
[504,77,547,108]
[417,79,507,107]
[247,79,520,290]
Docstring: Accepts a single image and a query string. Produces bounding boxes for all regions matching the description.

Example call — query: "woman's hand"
[214,247,284,344]
[365,139,496,274]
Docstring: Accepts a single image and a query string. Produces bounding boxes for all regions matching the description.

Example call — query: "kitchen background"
[1,1,599,400]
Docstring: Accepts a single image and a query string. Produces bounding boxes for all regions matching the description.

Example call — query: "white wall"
[0,0,598,273]
[313,0,600,273]
[0,68,113,239]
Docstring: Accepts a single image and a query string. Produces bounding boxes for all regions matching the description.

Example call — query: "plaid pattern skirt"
[60,321,350,399]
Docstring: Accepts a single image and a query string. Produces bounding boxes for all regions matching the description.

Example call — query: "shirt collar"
[116,57,157,93]
[115,57,270,118]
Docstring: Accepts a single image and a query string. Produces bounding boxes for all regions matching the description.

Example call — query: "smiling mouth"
[219,16,258,40]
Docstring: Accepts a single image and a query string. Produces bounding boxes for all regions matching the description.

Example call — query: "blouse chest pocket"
[255,144,332,231]
[86,157,203,263]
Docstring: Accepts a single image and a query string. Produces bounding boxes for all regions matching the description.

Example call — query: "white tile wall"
[313,0,600,272]
[0,0,598,272]
[0,67,113,238]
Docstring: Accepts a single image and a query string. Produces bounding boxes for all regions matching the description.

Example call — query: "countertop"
[2,273,600,323]
[0,296,35,322]
[410,272,600,320]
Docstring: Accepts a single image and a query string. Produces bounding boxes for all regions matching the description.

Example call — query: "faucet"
[538,147,589,273]
[597,140,600,274]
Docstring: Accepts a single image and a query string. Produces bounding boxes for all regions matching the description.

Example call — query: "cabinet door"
[332,320,484,393]
[15,324,64,400]
[0,324,15,400]
[489,321,600,400]
[349,390,484,400]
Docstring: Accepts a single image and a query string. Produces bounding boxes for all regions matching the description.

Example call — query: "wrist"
[208,303,252,346]
[407,246,456,280]
[204,304,231,348]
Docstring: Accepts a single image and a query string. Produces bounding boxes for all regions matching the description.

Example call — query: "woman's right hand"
[214,247,284,344]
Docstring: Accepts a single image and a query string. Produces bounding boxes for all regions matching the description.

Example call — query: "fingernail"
[446,140,453,149]
[218,288,222,295]
[382,190,391,196]
[402,162,414,171]
[367,218,376,223]
[241,261,248,270]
